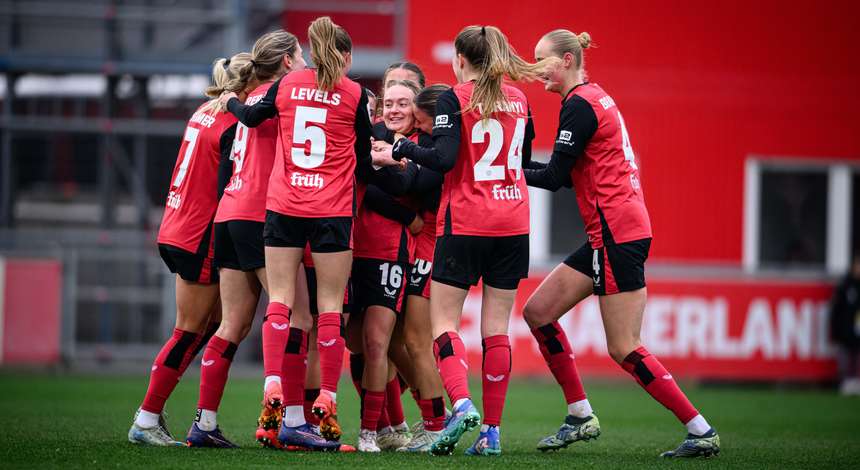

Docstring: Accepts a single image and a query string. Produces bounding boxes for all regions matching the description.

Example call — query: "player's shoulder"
[336,75,363,102]
[502,82,528,102]
[249,81,274,97]
[571,83,617,113]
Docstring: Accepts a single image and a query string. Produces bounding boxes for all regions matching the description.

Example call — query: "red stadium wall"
[0,258,62,365]
[405,0,860,264]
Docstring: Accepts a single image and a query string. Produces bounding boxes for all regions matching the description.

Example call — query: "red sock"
[531,322,587,404]
[197,335,238,412]
[360,389,386,431]
[317,312,345,393]
[385,377,406,426]
[434,331,470,404]
[621,346,699,423]
[304,388,320,426]
[481,335,511,426]
[418,397,446,432]
[263,302,291,378]
[141,328,202,413]
[281,327,308,407]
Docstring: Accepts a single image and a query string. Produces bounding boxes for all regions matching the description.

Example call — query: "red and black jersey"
[215,82,277,223]
[226,69,373,219]
[157,103,237,252]
[439,82,532,237]
[526,83,651,248]
[269,69,367,218]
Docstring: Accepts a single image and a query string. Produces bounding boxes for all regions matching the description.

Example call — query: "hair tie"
[481,26,486,36]
[250,59,257,67]
[222,58,231,69]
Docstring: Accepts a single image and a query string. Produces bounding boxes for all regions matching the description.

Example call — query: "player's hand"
[219,91,238,107]
[408,215,424,235]
[371,144,398,167]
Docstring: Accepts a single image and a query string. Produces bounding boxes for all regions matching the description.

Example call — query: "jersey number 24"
[472,118,525,182]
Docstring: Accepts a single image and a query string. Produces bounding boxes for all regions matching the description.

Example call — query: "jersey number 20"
[472,118,525,182]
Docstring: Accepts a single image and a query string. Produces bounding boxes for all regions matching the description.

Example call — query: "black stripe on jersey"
[397,226,410,264]
[444,203,453,236]
[596,203,616,245]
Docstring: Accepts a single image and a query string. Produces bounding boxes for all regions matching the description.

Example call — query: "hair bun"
[577,32,592,49]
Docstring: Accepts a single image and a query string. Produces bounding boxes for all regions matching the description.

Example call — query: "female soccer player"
[373,62,425,119]
[388,25,551,456]
[351,79,424,452]
[523,29,719,458]
[183,30,305,449]
[128,53,249,446]
[223,16,372,451]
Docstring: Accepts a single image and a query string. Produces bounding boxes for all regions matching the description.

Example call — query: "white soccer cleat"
[397,428,443,453]
[377,426,411,451]
[128,422,184,446]
[358,429,381,453]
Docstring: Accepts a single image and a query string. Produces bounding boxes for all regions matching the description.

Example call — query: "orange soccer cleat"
[311,390,342,441]
[256,381,284,449]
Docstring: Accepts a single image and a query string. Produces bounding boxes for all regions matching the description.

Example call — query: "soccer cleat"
[536,414,601,452]
[132,408,175,441]
[377,426,411,451]
[311,390,342,441]
[278,422,342,451]
[358,429,381,452]
[185,422,239,448]
[660,428,721,458]
[256,381,285,449]
[396,428,443,453]
[465,426,501,456]
[430,399,480,456]
[128,422,184,447]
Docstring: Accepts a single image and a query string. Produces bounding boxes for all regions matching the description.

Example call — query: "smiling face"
[382,84,416,134]
[535,37,567,93]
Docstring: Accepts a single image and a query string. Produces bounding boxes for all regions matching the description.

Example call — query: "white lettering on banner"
[454,292,833,362]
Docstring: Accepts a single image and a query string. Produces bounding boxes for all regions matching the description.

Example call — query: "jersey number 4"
[292,106,327,169]
[472,118,525,182]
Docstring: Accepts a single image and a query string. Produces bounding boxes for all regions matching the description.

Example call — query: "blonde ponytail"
[225,29,299,95]
[308,16,352,91]
[542,29,592,70]
[455,25,558,119]
[202,52,253,113]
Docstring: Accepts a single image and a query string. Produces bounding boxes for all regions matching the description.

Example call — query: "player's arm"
[390,89,461,173]
[363,184,418,226]
[217,123,237,199]
[354,88,375,182]
[521,106,537,169]
[412,164,444,193]
[525,95,597,191]
[371,121,396,144]
[226,77,280,127]
[367,161,419,196]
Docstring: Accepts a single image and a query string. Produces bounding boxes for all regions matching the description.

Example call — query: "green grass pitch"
[1,372,859,468]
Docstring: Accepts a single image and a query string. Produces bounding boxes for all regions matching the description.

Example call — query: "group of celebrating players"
[126,16,721,458]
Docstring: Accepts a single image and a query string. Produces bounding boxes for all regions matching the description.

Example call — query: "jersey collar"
[562,82,588,104]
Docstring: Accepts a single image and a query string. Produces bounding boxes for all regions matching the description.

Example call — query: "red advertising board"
[457,275,836,381]
[1,258,62,364]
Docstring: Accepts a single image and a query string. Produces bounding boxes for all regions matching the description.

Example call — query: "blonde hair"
[202,52,252,113]
[455,25,558,119]
[308,16,352,91]
[542,29,592,69]
[228,30,299,95]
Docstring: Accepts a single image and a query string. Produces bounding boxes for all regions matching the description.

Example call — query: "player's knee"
[522,300,545,329]
[607,339,641,364]
[363,336,389,363]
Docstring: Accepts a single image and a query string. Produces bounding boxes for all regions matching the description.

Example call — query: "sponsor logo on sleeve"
[434,114,453,129]
[556,129,574,147]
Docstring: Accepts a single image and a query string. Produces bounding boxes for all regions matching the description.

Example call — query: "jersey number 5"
[292,106,328,169]
[472,118,525,182]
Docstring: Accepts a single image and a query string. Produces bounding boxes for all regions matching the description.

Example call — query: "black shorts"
[264,210,352,253]
[214,220,265,272]
[432,234,529,290]
[304,266,352,316]
[158,224,217,284]
[564,238,651,296]
[352,257,408,314]
[405,258,433,299]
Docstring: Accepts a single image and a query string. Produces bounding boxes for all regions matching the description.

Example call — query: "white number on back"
[292,106,327,169]
[231,123,249,175]
[617,111,638,170]
[172,126,200,188]
[472,118,525,182]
